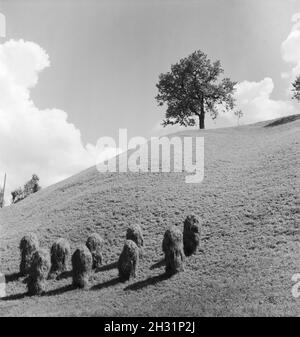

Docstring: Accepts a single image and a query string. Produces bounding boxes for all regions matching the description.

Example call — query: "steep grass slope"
[0,115,299,316]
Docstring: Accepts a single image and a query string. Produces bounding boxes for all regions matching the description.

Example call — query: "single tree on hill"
[156,50,237,129]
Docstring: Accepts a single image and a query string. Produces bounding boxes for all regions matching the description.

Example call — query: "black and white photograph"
[0,0,299,321]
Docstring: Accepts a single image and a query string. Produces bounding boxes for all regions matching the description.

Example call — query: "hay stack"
[72,246,93,289]
[19,233,39,276]
[27,249,50,296]
[118,240,139,281]
[162,226,184,275]
[49,238,71,278]
[86,233,104,269]
[183,215,201,256]
[126,224,144,248]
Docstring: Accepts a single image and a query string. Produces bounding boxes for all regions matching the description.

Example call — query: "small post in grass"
[0,173,6,208]
[0,272,6,298]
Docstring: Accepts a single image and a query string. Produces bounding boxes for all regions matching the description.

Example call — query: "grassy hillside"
[0,115,299,317]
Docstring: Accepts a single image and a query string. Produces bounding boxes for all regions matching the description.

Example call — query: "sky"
[0,0,300,202]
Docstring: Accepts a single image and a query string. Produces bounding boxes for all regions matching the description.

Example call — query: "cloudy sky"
[0,0,299,202]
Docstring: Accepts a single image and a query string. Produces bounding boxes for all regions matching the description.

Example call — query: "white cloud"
[281,12,300,81]
[230,78,296,124]
[214,78,296,127]
[292,13,300,23]
[0,39,114,205]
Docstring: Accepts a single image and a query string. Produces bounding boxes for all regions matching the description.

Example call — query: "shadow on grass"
[91,277,121,290]
[44,284,75,297]
[5,272,22,283]
[265,114,300,127]
[150,259,165,270]
[2,292,27,301]
[2,284,75,301]
[124,273,170,291]
[95,261,118,273]
[56,270,72,281]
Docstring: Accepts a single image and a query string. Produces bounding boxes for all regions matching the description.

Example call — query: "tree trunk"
[199,114,205,129]
[199,94,205,129]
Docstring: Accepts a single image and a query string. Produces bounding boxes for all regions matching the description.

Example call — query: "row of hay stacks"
[2,215,200,297]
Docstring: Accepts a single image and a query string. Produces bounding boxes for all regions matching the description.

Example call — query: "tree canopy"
[292,76,300,101]
[11,174,41,204]
[156,50,237,129]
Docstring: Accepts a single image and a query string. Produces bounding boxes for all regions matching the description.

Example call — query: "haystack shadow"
[56,270,72,280]
[124,273,170,291]
[5,272,21,283]
[91,276,121,290]
[44,284,75,297]
[95,261,118,273]
[150,258,165,270]
[2,292,27,301]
